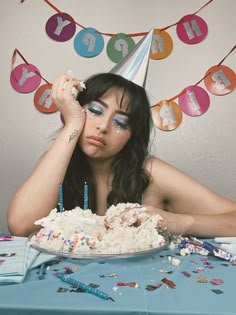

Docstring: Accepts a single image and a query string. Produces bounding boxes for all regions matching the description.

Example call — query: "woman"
[7,72,236,237]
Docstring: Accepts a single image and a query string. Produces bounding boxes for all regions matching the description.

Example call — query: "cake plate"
[29,233,169,260]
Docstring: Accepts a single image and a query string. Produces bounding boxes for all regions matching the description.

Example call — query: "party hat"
[109,29,154,87]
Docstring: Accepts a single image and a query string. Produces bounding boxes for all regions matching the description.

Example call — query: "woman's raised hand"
[50,72,86,125]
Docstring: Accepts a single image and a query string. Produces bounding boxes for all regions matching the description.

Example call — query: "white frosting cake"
[30,203,166,255]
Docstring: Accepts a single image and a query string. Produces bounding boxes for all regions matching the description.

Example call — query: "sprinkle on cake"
[30,203,166,255]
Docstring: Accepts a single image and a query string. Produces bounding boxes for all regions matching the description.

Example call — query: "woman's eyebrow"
[97,99,108,108]
[97,99,129,117]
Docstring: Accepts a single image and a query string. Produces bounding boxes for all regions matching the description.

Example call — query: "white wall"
[1,0,235,231]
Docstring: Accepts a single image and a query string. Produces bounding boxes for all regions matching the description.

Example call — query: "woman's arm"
[7,74,85,236]
[144,157,236,237]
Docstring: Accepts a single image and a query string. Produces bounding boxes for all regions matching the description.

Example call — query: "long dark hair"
[63,73,152,212]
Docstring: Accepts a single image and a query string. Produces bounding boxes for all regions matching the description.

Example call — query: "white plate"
[29,233,169,260]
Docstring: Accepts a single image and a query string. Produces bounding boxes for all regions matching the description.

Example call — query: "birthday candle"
[56,273,114,301]
[59,183,64,212]
[83,182,88,210]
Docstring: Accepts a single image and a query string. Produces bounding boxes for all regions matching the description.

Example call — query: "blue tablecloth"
[0,242,236,315]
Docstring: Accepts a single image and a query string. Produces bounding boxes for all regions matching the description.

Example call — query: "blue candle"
[83,182,88,210]
[59,183,64,212]
[56,273,114,301]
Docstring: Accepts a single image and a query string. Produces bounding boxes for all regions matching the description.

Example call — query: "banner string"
[192,0,214,15]
[18,0,234,113]
[11,42,235,107]
[11,49,50,85]
[160,0,213,32]
[150,43,235,108]
[41,0,214,38]
[217,44,236,66]
[12,43,235,107]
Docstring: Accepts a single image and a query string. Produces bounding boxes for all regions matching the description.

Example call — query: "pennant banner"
[10,45,236,130]
[12,0,236,131]
[42,0,214,63]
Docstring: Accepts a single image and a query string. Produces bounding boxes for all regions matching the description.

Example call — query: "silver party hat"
[110,29,154,87]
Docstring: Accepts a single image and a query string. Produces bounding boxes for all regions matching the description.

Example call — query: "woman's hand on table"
[144,205,193,236]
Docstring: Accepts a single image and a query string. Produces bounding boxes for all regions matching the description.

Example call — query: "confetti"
[161,278,176,288]
[168,242,176,250]
[181,271,191,277]
[70,287,86,293]
[69,265,79,271]
[195,267,204,271]
[190,260,198,264]
[220,263,229,267]
[117,282,139,287]
[64,268,74,274]
[146,284,162,291]
[169,256,181,266]
[107,273,117,278]
[0,235,13,241]
[210,278,224,285]
[99,273,117,278]
[212,289,224,295]
[57,287,68,293]
[128,282,139,288]
[197,276,208,283]
[159,269,173,274]
[88,283,100,288]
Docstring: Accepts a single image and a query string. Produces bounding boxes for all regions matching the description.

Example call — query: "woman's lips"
[87,136,106,146]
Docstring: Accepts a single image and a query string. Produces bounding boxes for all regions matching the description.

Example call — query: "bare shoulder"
[144,156,186,197]
[144,156,185,183]
[144,156,174,173]
[143,156,175,208]
[144,156,199,199]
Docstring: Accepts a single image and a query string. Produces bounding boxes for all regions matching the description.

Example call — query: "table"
[0,241,236,315]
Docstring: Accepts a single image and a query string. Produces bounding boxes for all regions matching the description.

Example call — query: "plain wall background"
[0,0,235,232]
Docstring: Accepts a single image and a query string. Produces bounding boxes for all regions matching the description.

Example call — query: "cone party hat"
[109,29,154,88]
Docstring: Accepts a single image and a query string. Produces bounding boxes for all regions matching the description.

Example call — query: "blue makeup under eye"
[87,101,130,131]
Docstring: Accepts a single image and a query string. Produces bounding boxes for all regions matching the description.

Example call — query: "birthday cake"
[30,203,166,255]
